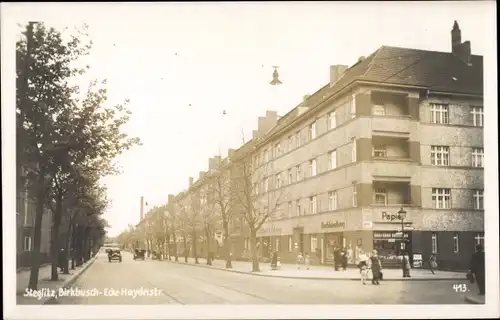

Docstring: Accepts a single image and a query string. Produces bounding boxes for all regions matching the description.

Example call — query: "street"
[53,251,468,304]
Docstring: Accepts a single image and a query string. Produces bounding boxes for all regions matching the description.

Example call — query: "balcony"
[370,91,411,137]
[371,136,410,161]
[371,181,412,207]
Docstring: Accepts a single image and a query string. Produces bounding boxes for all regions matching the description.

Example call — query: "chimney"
[451,21,472,65]
[358,56,366,62]
[214,156,222,166]
[329,65,348,87]
[252,130,259,139]
[451,20,461,55]
[199,171,205,179]
[302,95,310,107]
[228,148,235,158]
[189,177,194,186]
[168,194,174,203]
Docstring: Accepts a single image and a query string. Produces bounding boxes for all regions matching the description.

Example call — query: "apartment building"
[246,21,483,270]
[16,165,52,268]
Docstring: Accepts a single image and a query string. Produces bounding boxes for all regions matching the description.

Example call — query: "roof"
[263,45,483,140]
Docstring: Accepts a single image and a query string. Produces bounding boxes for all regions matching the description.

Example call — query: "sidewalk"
[165,257,466,281]
[16,257,97,305]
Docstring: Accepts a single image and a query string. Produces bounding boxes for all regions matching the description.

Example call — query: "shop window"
[431,233,438,254]
[288,236,293,252]
[310,235,318,252]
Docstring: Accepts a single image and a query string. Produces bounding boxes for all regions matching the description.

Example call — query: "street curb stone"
[164,260,464,282]
[16,263,51,274]
[464,295,485,304]
[43,255,98,305]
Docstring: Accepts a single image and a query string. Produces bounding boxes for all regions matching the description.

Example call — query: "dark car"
[133,249,146,260]
[108,248,122,262]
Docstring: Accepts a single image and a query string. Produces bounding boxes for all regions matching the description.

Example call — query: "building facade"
[246,21,484,270]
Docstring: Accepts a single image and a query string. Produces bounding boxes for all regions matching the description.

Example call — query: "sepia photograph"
[2,1,498,319]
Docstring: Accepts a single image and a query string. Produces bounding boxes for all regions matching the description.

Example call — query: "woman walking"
[429,254,437,275]
[370,250,383,285]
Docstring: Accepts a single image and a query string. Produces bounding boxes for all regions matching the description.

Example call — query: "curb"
[43,255,98,304]
[165,260,465,282]
[464,294,485,304]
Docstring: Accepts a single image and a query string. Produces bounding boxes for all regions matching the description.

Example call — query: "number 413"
[453,284,468,292]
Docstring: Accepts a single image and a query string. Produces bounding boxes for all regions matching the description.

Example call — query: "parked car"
[108,248,122,262]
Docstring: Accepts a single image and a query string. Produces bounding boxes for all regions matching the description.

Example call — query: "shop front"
[373,230,412,268]
[256,223,288,260]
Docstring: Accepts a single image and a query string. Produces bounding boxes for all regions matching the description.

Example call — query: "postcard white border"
[2,2,498,319]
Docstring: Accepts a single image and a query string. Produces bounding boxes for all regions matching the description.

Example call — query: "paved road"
[54,251,469,304]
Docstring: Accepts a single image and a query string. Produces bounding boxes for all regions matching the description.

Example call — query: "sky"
[4,2,495,237]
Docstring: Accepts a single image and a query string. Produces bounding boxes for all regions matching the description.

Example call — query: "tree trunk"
[183,234,188,263]
[223,221,232,268]
[166,234,171,260]
[192,231,199,264]
[172,232,178,261]
[50,194,63,281]
[250,228,260,272]
[63,224,72,274]
[28,166,46,290]
[71,225,77,269]
[205,226,212,266]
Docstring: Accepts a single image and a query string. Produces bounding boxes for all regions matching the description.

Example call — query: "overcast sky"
[4,2,495,236]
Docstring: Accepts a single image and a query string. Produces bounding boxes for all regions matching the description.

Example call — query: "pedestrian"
[402,253,411,278]
[271,251,279,270]
[341,249,348,271]
[305,252,310,270]
[296,252,304,270]
[469,244,485,295]
[429,254,437,274]
[358,253,369,285]
[333,247,340,271]
[369,250,383,285]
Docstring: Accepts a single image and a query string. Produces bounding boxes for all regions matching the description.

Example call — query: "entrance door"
[299,233,304,254]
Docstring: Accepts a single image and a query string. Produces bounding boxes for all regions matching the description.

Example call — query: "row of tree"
[117,136,286,272]
[16,22,140,289]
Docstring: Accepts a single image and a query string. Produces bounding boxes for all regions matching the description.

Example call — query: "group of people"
[333,247,350,271]
[357,250,383,285]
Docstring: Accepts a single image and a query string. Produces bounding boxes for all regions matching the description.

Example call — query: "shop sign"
[321,220,345,229]
[257,225,283,235]
[373,231,409,239]
[362,221,373,229]
[381,211,406,222]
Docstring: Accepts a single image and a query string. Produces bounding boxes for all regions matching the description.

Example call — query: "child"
[304,252,311,270]
[296,252,304,270]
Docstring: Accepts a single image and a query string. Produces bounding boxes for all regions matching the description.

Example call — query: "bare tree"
[232,137,287,272]
[210,158,234,268]
[200,185,219,266]
[188,192,202,264]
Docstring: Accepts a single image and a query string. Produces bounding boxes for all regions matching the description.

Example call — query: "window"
[430,103,449,124]
[296,165,302,181]
[275,173,281,188]
[329,150,337,170]
[310,159,317,177]
[431,146,450,166]
[471,106,484,127]
[474,233,484,246]
[288,168,293,184]
[275,143,281,157]
[351,94,356,119]
[431,233,438,253]
[432,188,451,209]
[296,200,301,216]
[288,136,293,151]
[309,196,317,214]
[374,188,387,205]
[287,201,292,217]
[264,178,269,192]
[295,131,301,147]
[309,122,316,140]
[264,149,269,163]
[24,236,32,251]
[352,183,358,207]
[288,236,293,252]
[328,111,337,130]
[310,235,318,252]
[473,190,484,210]
[328,191,337,210]
[373,105,386,116]
[472,148,484,167]
[453,233,459,253]
[352,138,357,162]
[276,238,280,251]
[373,145,387,158]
